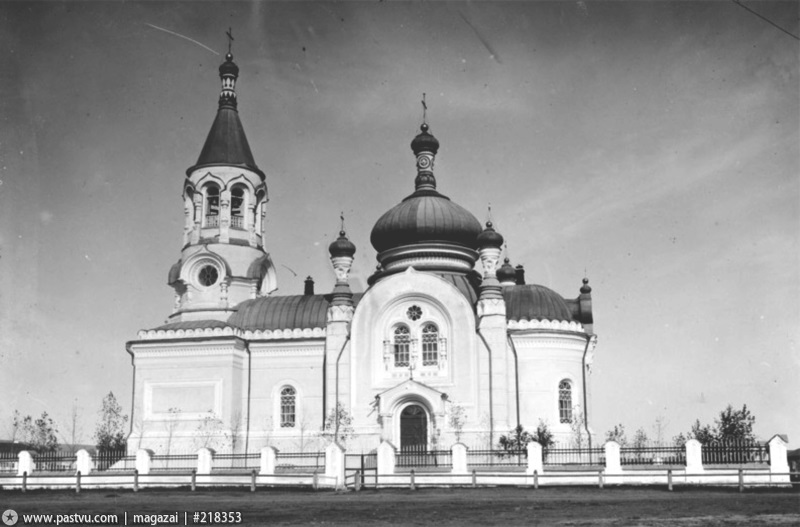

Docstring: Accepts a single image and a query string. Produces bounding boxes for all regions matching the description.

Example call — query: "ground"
[1,487,798,526]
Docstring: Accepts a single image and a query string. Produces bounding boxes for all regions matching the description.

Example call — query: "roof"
[227,293,364,331]
[152,320,232,332]
[503,284,574,322]
[186,106,265,180]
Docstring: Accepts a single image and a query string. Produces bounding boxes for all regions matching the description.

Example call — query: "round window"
[197,265,219,287]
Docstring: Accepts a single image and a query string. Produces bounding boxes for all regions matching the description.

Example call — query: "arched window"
[230,185,246,229]
[393,326,410,368]
[255,189,265,234]
[280,386,296,428]
[421,324,438,366]
[559,380,573,423]
[204,184,220,227]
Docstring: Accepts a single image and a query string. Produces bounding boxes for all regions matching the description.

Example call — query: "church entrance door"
[399,404,428,464]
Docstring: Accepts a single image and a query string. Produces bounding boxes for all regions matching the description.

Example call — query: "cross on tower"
[226,27,234,54]
[421,92,427,124]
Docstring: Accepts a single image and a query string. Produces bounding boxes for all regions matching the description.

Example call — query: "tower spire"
[410,106,440,192]
[218,31,239,110]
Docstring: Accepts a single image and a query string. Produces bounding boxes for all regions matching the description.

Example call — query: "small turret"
[329,229,356,306]
[477,221,504,300]
[497,258,517,286]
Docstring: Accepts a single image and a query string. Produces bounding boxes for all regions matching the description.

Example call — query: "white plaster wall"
[511,331,589,442]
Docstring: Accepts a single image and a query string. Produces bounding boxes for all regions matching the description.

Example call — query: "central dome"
[370,189,482,253]
[370,123,481,255]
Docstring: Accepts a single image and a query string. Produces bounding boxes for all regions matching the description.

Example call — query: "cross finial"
[487,203,493,223]
[421,92,427,124]
[340,211,345,233]
[226,27,234,54]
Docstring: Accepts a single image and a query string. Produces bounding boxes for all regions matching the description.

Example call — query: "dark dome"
[411,123,439,154]
[477,221,504,249]
[329,231,356,257]
[497,257,516,283]
[503,284,574,322]
[219,54,239,76]
[370,190,482,253]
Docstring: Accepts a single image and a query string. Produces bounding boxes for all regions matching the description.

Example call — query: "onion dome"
[411,123,440,155]
[370,123,481,254]
[329,230,356,258]
[580,277,592,294]
[477,221,504,249]
[497,257,517,284]
[186,52,265,180]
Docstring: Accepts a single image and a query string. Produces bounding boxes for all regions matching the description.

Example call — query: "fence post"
[685,439,704,475]
[527,442,543,476]
[325,442,346,490]
[767,435,790,485]
[191,469,196,491]
[76,471,81,493]
[667,469,673,491]
[534,470,539,490]
[133,469,139,492]
[197,448,214,475]
[313,472,319,490]
[76,449,92,475]
[260,446,277,475]
[452,443,468,474]
[604,441,622,478]
[410,469,415,490]
[22,471,27,492]
[377,441,396,476]
[598,469,604,489]
[135,449,152,475]
[355,470,362,491]
[18,451,35,476]
[472,469,477,488]
[738,468,744,493]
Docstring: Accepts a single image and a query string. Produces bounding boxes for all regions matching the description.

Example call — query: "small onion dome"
[219,53,239,77]
[497,257,517,283]
[580,277,592,294]
[410,123,440,155]
[329,230,356,257]
[477,221,504,249]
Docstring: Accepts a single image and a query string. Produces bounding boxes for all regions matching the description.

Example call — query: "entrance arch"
[400,404,428,451]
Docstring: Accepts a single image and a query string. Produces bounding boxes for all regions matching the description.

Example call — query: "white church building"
[126,51,598,454]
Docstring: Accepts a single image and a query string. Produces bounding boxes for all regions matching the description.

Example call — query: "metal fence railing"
[544,446,605,466]
[467,449,527,467]
[0,452,17,473]
[275,452,325,473]
[702,441,769,465]
[33,451,78,473]
[620,444,685,466]
[94,450,134,472]
[396,447,452,469]
[150,453,197,472]
[212,453,261,471]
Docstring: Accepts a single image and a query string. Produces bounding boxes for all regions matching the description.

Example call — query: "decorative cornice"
[137,326,327,341]
[133,346,246,359]
[507,319,584,332]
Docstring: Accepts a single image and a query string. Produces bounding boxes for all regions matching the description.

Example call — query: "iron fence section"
[702,441,769,465]
[33,451,77,473]
[275,451,325,473]
[467,449,527,467]
[543,446,604,466]
[95,450,133,471]
[150,453,197,472]
[396,447,452,468]
[212,453,261,471]
[620,444,685,466]
[0,452,17,473]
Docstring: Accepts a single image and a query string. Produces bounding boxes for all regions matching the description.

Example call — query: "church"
[126,50,598,454]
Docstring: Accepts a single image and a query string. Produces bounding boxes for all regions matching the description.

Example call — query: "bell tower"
[167,46,277,323]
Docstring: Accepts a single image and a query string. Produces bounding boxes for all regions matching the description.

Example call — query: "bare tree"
[569,405,588,448]
[163,407,181,456]
[652,415,669,445]
[193,411,223,450]
[227,411,242,454]
[60,400,84,454]
[8,410,21,443]
[447,402,467,443]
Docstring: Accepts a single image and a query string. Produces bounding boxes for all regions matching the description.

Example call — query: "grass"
[1,486,798,526]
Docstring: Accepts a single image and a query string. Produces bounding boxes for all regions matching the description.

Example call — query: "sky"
[0,1,798,448]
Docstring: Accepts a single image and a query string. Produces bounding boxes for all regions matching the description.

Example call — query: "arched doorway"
[400,404,428,451]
